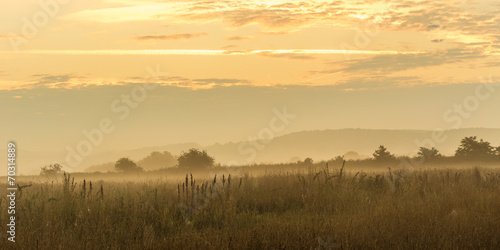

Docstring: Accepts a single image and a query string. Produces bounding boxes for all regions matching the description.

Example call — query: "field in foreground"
[1,166,500,249]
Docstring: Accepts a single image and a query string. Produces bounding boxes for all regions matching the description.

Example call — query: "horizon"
[6,127,500,175]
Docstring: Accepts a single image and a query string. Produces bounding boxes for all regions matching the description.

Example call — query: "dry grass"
[1,166,500,249]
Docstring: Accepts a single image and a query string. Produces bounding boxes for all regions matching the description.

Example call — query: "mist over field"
[5,128,500,175]
[2,0,500,249]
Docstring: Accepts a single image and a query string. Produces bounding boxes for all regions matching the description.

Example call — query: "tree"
[40,163,63,176]
[496,146,500,156]
[417,147,442,159]
[373,145,396,161]
[137,151,177,170]
[178,148,214,170]
[455,136,495,159]
[114,157,143,172]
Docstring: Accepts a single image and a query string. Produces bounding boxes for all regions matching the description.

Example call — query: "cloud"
[64,0,500,49]
[193,78,251,84]
[258,31,290,35]
[325,48,486,74]
[18,73,253,90]
[332,76,425,91]
[426,24,441,31]
[135,33,208,40]
[376,1,500,47]
[61,0,500,55]
[220,44,237,49]
[7,49,406,56]
[431,39,444,43]
[257,51,315,60]
[156,76,252,89]
[226,35,253,41]
[218,9,307,28]
[171,1,349,33]
[26,74,86,89]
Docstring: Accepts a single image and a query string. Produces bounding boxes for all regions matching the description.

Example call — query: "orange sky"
[1,0,500,173]
[1,0,499,89]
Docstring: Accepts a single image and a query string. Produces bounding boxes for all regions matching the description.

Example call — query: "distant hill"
[84,128,500,172]
[17,128,500,174]
[203,128,500,165]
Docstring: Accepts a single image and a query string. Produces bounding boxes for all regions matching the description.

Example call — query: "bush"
[137,151,177,170]
[178,148,214,170]
[417,147,442,160]
[40,163,63,176]
[114,157,143,172]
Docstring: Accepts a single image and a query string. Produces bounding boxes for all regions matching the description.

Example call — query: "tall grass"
[1,166,499,249]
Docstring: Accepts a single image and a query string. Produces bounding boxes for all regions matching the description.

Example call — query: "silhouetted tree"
[138,151,177,170]
[417,147,442,159]
[455,136,495,159]
[178,148,214,170]
[40,163,63,176]
[373,145,396,161]
[115,157,143,172]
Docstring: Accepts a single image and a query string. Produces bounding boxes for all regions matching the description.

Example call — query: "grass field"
[2,165,500,249]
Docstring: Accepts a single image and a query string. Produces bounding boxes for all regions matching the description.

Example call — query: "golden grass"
[1,166,499,249]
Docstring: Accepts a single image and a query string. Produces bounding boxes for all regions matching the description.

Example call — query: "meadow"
[1,163,500,249]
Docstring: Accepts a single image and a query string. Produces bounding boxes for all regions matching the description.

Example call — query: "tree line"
[40,136,500,176]
[372,136,500,161]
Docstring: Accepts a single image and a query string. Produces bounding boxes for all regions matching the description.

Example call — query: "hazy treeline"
[35,136,500,177]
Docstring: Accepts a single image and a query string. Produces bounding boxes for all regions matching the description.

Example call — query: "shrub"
[178,148,214,170]
[40,163,63,176]
[114,157,143,172]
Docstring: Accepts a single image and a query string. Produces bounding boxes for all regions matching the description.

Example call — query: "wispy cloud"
[323,48,486,74]
[174,1,348,33]
[333,76,425,91]
[63,0,500,53]
[136,33,208,40]
[258,31,291,35]
[257,52,315,60]
[3,0,499,92]
[25,74,86,89]
[3,49,421,56]
[18,74,253,90]
[127,75,252,89]
[226,35,254,41]
[67,1,348,32]
[220,45,237,49]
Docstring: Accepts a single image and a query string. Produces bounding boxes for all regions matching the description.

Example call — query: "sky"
[1,0,500,170]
